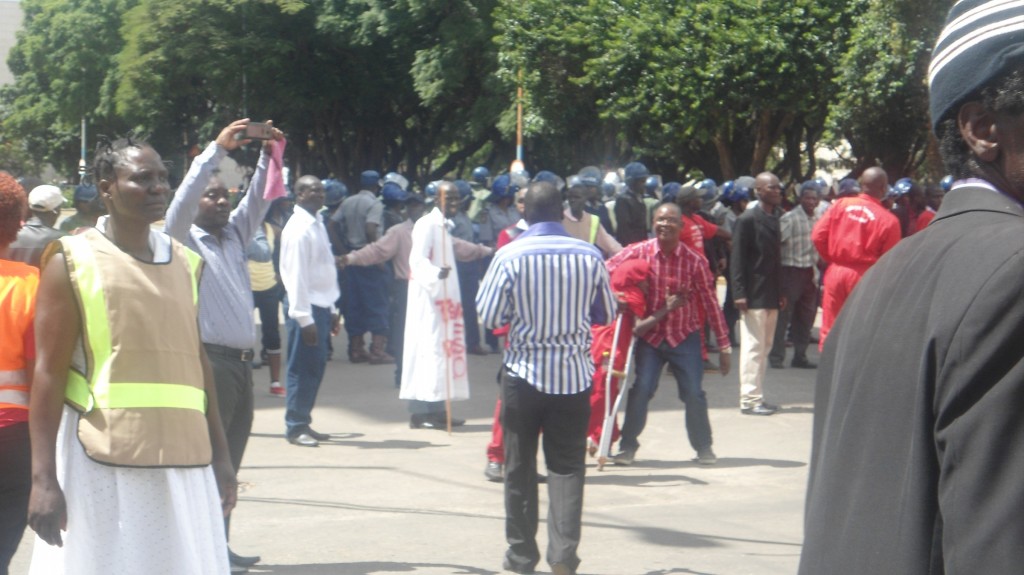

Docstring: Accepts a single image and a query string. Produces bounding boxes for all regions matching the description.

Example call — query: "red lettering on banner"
[436,298,468,377]
[434,299,464,323]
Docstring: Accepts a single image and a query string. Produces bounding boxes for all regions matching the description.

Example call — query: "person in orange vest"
[0,172,38,574]
[811,167,901,347]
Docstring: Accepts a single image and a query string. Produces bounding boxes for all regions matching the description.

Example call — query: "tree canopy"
[2,0,955,186]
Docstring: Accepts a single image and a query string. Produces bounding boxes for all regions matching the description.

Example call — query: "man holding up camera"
[164,118,283,572]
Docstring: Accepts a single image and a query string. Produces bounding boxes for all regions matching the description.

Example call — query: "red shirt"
[607,239,730,350]
[911,208,936,235]
[679,213,717,253]
[812,194,901,270]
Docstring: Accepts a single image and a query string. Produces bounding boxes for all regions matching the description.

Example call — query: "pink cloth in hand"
[264,138,288,200]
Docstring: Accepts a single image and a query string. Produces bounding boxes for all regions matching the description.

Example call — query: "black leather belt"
[204,343,254,362]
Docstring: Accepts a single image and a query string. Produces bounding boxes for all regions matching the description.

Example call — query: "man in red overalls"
[812,167,901,348]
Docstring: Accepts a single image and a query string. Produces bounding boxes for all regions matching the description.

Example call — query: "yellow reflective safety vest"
[49,229,212,467]
[0,260,39,411]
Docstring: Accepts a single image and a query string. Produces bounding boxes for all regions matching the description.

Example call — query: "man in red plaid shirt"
[606,202,731,466]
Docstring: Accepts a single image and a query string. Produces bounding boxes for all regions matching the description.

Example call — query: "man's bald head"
[859,167,889,200]
[524,181,563,225]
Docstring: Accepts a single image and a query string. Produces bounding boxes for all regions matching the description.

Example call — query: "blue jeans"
[619,332,711,453]
[284,302,332,436]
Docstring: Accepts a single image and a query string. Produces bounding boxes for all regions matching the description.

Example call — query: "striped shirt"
[476,222,615,395]
[779,207,819,268]
[164,142,271,349]
[607,239,731,350]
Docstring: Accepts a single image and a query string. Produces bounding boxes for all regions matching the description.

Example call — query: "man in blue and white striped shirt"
[477,181,615,575]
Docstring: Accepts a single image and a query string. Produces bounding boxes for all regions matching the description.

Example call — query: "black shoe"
[769,359,785,369]
[409,414,438,429]
[741,404,778,416]
[485,461,504,482]
[229,548,260,568]
[286,432,319,447]
[791,357,817,369]
[306,428,331,441]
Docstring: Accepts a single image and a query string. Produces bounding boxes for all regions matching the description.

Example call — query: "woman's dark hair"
[93,134,151,182]
[937,69,1024,179]
[0,172,27,246]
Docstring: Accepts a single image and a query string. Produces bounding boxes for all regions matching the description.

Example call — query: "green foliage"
[827,0,954,178]
[1,0,954,183]
[2,0,133,176]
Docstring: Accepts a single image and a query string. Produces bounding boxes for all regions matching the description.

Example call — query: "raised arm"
[164,120,250,241]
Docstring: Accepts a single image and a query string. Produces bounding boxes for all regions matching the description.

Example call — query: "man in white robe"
[400,181,492,428]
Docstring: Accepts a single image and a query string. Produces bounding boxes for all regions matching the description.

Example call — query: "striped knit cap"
[929,0,1024,131]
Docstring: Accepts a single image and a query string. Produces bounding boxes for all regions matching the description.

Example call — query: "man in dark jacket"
[730,172,783,415]
[2,185,65,268]
[800,2,1024,573]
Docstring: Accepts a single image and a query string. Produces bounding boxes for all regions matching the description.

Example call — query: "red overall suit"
[812,194,901,348]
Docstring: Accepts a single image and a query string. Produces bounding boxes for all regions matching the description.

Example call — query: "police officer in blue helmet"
[381,181,409,233]
[616,161,651,245]
[329,169,395,364]
[59,183,102,232]
[471,166,490,190]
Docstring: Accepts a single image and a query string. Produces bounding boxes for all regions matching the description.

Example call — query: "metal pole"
[516,69,523,162]
[79,117,87,182]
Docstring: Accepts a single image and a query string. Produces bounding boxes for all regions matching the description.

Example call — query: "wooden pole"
[439,187,453,435]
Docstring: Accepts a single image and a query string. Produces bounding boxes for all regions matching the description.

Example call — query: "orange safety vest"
[0,259,39,411]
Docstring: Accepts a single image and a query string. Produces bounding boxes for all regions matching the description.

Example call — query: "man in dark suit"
[800,2,1024,573]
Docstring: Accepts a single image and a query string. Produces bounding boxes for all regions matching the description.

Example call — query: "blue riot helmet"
[454,179,472,201]
[730,176,755,205]
[424,181,439,198]
[893,177,915,197]
[601,182,617,200]
[533,170,565,192]
[720,180,735,202]
[696,178,717,197]
[623,162,649,182]
[940,175,953,192]
[471,166,490,187]
[660,182,682,203]
[382,172,409,191]
[380,181,410,204]
[644,175,661,197]
[578,166,602,187]
[491,174,519,200]
[814,177,829,195]
[322,179,348,207]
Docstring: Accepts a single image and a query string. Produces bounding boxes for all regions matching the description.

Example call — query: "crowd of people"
[2,3,1024,573]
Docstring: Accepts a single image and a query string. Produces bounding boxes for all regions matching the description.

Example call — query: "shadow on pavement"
[248,562,498,574]
[584,474,709,487]
[590,458,805,470]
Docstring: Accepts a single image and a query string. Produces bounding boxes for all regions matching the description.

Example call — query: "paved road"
[11,333,818,575]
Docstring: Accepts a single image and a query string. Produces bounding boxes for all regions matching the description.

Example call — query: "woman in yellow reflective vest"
[26,137,237,575]
[0,173,38,574]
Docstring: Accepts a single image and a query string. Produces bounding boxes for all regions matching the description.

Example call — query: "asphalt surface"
[10,327,819,575]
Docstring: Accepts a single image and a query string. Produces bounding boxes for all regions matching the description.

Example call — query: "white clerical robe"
[399,207,470,402]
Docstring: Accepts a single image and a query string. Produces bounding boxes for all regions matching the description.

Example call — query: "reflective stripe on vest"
[0,369,27,385]
[63,236,205,414]
[0,370,29,409]
[0,386,29,409]
[588,213,600,245]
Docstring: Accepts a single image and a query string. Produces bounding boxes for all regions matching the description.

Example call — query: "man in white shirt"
[279,176,341,447]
